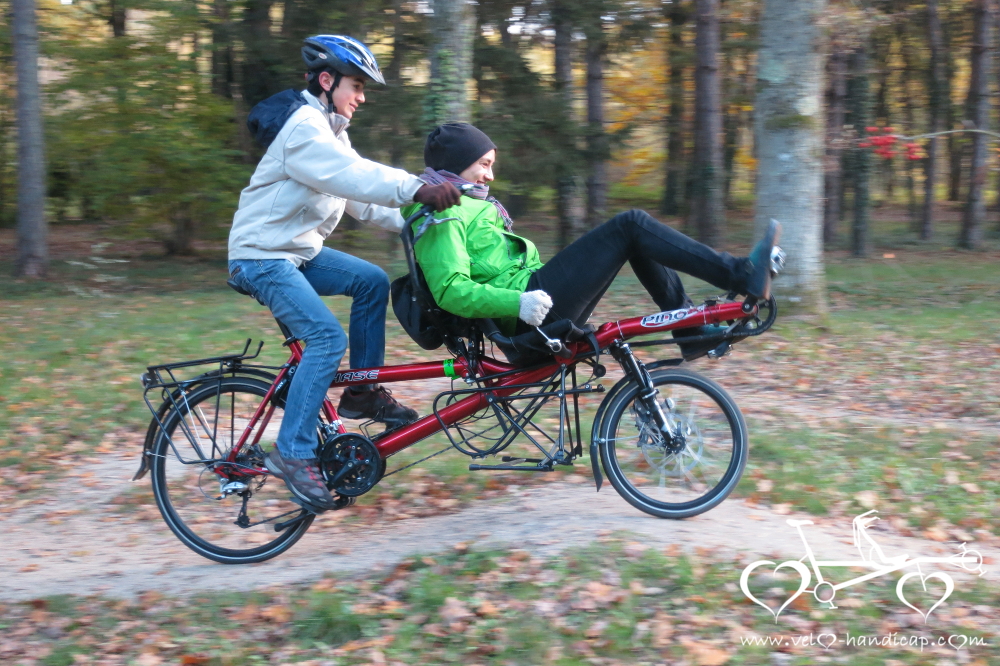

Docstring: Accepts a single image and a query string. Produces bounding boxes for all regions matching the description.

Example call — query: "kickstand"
[234,492,251,528]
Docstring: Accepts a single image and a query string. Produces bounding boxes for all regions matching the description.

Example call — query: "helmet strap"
[324,71,343,115]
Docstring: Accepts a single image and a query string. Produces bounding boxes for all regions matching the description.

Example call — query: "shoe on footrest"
[673,325,728,362]
[743,219,782,300]
[338,385,419,428]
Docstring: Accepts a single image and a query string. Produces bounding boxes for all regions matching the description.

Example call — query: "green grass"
[740,422,1000,528]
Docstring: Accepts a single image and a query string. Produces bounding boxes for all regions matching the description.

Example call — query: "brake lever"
[535,326,572,358]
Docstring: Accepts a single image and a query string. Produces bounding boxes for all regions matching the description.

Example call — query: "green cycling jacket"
[402,197,542,334]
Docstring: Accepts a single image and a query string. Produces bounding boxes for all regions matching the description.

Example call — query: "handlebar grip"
[404,204,436,226]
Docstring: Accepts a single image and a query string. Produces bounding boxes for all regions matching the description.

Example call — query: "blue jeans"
[228,248,390,459]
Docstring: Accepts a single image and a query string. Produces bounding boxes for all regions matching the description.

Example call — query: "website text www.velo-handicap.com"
[740,632,989,652]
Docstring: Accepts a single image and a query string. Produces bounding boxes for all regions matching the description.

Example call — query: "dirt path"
[2,450,994,602]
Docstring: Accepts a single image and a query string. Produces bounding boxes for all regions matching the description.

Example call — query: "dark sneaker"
[673,325,728,362]
[338,386,419,428]
[264,450,336,511]
[743,219,782,300]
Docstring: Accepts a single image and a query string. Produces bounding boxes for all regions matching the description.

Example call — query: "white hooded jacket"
[228,90,425,266]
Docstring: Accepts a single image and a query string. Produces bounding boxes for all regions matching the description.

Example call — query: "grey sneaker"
[264,450,336,511]
[743,219,782,300]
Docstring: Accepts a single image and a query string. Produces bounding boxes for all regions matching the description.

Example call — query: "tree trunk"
[585,36,607,228]
[943,15,962,202]
[12,0,48,278]
[823,47,847,245]
[753,0,827,314]
[386,0,406,168]
[690,0,725,247]
[428,0,475,124]
[109,0,126,37]
[922,0,944,240]
[553,0,584,248]
[899,31,917,228]
[211,0,233,98]
[722,50,739,207]
[959,0,993,249]
[240,0,282,108]
[661,5,689,216]
[849,47,872,257]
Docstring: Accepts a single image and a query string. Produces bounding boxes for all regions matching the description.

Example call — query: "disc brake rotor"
[632,405,704,478]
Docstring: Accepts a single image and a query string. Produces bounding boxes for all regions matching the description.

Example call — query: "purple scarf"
[421,167,514,232]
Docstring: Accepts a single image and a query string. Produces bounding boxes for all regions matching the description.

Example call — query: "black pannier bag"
[390,272,445,351]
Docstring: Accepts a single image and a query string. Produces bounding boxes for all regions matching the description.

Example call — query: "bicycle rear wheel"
[150,376,315,564]
[595,367,747,519]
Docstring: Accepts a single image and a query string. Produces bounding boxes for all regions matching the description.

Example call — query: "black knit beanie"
[424,123,497,175]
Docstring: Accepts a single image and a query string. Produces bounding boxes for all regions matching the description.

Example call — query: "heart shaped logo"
[740,560,812,621]
[816,633,837,649]
[948,634,969,650]
[896,571,954,622]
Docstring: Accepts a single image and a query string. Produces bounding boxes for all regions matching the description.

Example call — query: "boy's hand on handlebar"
[413,182,462,211]
[519,290,552,327]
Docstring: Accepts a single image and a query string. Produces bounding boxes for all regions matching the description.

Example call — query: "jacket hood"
[247,90,307,149]
[247,89,350,149]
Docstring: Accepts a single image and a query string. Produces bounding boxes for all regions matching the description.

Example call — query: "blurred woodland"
[2,0,998,278]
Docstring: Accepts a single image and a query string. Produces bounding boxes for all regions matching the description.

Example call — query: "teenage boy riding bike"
[404,123,781,360]
[227,35,461,511]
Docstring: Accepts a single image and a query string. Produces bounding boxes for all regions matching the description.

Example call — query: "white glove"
[519,290,553,327]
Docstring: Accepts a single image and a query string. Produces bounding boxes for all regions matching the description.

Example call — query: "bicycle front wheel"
[595,368,748,519]
[150,376,314,564]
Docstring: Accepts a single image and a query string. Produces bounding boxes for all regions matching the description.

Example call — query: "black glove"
[413,182,462,212]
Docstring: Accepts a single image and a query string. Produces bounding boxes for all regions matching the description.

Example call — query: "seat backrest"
[392,221,477,353]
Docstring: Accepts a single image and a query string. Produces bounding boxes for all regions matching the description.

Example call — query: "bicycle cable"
[382,445,452,478]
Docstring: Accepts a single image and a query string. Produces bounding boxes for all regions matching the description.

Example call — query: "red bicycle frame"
[225,300,753,472]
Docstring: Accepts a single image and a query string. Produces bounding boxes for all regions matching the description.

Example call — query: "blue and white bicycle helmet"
[302,35,385,85]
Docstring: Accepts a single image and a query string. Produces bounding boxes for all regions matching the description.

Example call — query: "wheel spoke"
[151,377,314,563]
[599,369,747,519]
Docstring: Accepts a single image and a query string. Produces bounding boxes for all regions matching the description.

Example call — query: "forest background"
[3,0,1000,293]
[2,3,1000,663]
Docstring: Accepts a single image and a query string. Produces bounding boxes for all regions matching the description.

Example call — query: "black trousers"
[522,209,747,331]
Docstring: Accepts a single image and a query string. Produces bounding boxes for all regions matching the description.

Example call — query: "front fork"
[609,341,675,439]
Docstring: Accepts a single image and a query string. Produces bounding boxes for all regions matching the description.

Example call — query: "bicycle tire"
[150,376,315,564]
[594,367,748,519]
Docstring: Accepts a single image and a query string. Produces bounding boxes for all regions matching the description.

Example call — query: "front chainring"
[317,433,383,497]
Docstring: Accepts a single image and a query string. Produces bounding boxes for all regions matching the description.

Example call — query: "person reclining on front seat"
[401,123,781,357]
